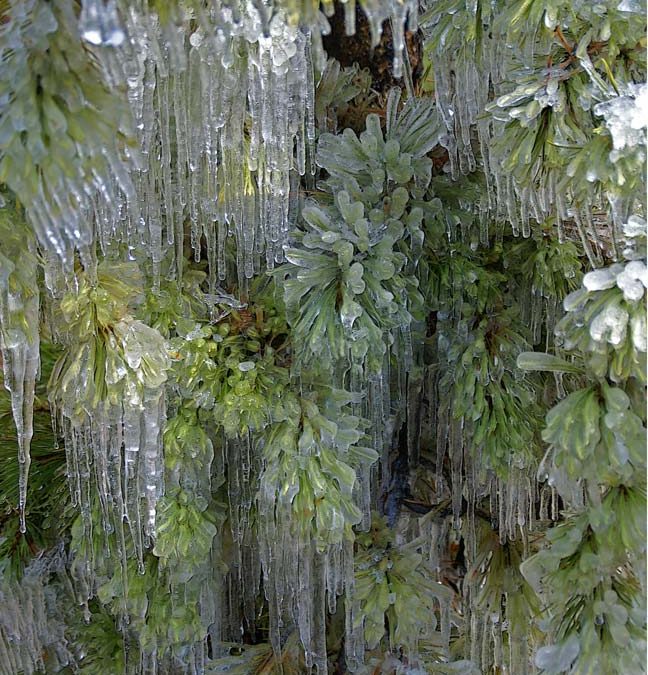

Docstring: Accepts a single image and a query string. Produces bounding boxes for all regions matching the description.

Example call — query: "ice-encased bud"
[590,305,629,345]
[583,267,618,291]
[594,83,648,153]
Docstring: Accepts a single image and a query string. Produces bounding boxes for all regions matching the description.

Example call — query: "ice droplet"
[79,0,125,47]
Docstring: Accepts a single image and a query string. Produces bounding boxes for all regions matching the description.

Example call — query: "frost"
[630,313,647,351]
[622,215,646,239]
[618,0,643,11]
[594,84,648,153]
[616,263,646,301]
[589,305,629,345]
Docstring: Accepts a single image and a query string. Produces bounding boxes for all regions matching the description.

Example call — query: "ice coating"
[0,0,644,673]
[0,222,40,534]
[594,83,648,154]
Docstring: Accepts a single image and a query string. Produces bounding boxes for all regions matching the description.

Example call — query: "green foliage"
[96,552,206,656]
[259,386,376,548]
[452,311,541,475]
[65,601,125,675]
[139,270,210,338]
[0,1,645,673]
[542,382,645,483]
[520,221,646,672]
[153,489,220,575]
[49,262,170,420]
[163,280,291,438]
[281,94,439,375]
[0,0,134,253]
[354,517,453,654]
[424,0,646,213]
[163,410,215,493]
[491,0,644,200]
[469,525,540,652]
[508,235,583,304]
[315,59,371,133]
[522,514,646,675]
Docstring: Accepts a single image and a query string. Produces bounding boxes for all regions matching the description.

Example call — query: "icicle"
[450,418,463,527]
[555,182,567,243]
[0,243,40,533]
[583,201,605,266]
[138,398,165,543]
[311,551,328,673]
[520,187,531,238]
[506,175,521,236]
[573,206,599,269]
[434,62,459,179]
[79,0,125,47]
[440,596,451,657]
[158,75,176,249]
[389,10,406,79]
[471,606,483,667]
[435,395,450,492]
[551,486,558,520]
[530,291,543,345]
[479,207,490,247]
[344,536,365,670]
[123,404,144,567]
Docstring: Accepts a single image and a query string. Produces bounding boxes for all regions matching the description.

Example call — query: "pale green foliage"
[259,386,375,548]
[282,94,438,375]
[153,490,220,575]
[519,223,646,672]
[315,59,371,132]
[0,0,133,255]
[49,262,169,420]
[451,310,540,475]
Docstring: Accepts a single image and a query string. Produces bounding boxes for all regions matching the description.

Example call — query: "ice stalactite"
[0,547,72,675]
[493,469,537,546]
[0,287,39,534]
[78,0,422,295]
[424,17,498,188]
[0,0,136,264]
[0,209,41,533]
[48,264,170,593]
[85,2,316,293]
[223,434,263,637]
[61,394,167,590]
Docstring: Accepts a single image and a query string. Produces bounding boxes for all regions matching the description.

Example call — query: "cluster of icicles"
[423,2,638,266]
[0,0,425,672]
[0,547,73,675]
